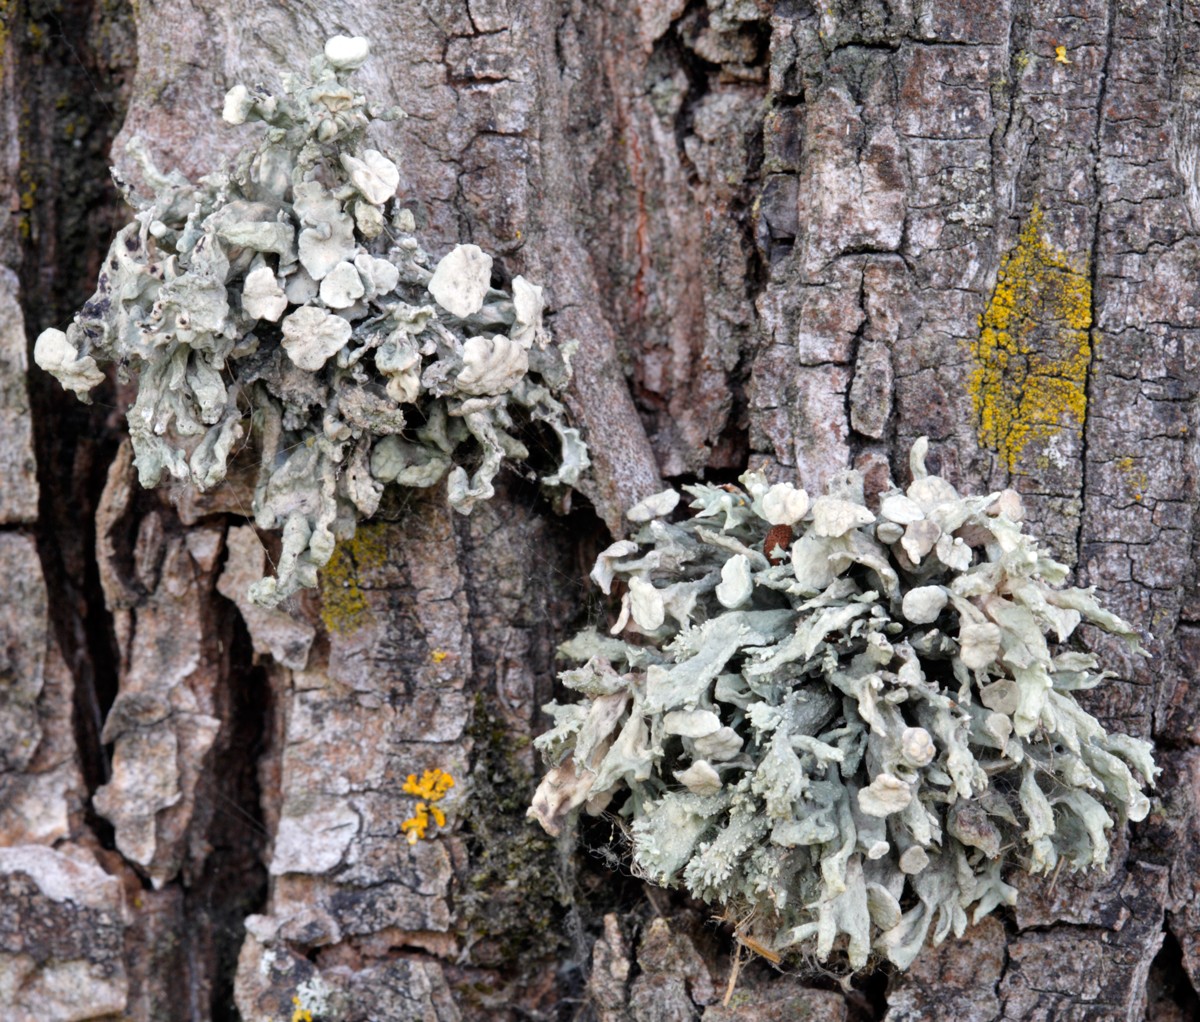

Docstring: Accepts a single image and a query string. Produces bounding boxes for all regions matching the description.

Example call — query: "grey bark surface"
[2,0,1200,1020]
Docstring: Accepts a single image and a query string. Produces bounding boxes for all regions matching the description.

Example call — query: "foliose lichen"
[529,439,1156,971]
[34,36,587,606]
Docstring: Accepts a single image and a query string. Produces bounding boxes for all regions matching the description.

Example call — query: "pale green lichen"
[35,37,587,606]
[530,439,1156,971]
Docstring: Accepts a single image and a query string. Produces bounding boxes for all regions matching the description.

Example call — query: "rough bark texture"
[3,0,1200,1020]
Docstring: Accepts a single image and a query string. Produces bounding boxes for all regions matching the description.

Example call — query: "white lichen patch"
[627,488,681,522]
[340,149,399,205]
[761,482,809,525]
[33,328,106,397]
[317,261,365,309]
[281,307,352,371]
[33,39,586,607]
[241,265,288,322]
[428,244,493,318]
[455,335,529,396]
[324,34,370,70]
[530,440,1156,972]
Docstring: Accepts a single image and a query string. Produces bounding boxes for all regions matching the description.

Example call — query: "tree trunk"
[3,1,1199,1020]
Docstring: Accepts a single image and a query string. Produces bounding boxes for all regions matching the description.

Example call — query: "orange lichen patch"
[969,205,1092,472]
[404,768,455,801]
[317,522,389,634]
[401,802,431,843]
[402,768,455,844]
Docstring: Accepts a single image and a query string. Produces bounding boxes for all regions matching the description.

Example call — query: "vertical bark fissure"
[662,1,714,193]
[1075,0,1117,574]
[1150,927,1200,1019]
[16,0,134,827]
[186,600,271,1021]
[843,262,870,461]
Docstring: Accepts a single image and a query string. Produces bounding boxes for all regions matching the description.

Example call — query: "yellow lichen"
[1055,45,1072,64]
[291,996,313,1022]
[431,649,450,663]
[1116,456,1148,502]
[317,523,389,634]
[404,767,456,801]
[401,768,455,844]
[969,205,1093,472]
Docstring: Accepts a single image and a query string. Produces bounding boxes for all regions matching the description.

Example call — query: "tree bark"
[2,1,1200,1020]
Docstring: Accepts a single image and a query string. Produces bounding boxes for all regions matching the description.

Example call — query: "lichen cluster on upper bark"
[33,36,586,606]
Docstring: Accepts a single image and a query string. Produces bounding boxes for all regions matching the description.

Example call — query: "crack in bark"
[1075,0,1118,578]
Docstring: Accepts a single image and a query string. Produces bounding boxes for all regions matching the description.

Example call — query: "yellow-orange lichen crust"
[401,768,455,843]
[970,206,1093,472]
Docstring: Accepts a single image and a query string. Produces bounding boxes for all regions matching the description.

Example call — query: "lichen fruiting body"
[34,37,588,607]
[530,440,1155,971]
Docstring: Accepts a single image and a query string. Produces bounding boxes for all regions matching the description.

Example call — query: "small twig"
[1047,855,1067,893]
[642,883,668,918]
[735,933,781,966]
[722,942,744,1007]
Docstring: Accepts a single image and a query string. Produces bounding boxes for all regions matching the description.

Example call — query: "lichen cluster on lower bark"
[532,439,1156,971]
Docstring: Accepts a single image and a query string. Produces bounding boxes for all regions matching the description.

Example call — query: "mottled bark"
[3,1,1200,1020]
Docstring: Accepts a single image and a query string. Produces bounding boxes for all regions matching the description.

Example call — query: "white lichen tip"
[901,586,948,625]
[318,261,366,309]
[811,495,874,537]
[676,761,722,796]
[324,35,370,71]
[280,307,352,370]
[715,554,753,608]
[340,150,399,206]
[241,266,287,321]
[627,488,681,523]
[900,727,936,767]
[857,774,913,817]
[222,84,252,125]
[898,846,929,875]
[34,328,105,397]
[456,335,529,396]
[761,483,809,526]
[428,244,493,318]
[627,576,666,631]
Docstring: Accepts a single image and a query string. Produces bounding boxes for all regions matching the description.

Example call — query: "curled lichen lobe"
[970,205,1092,471]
